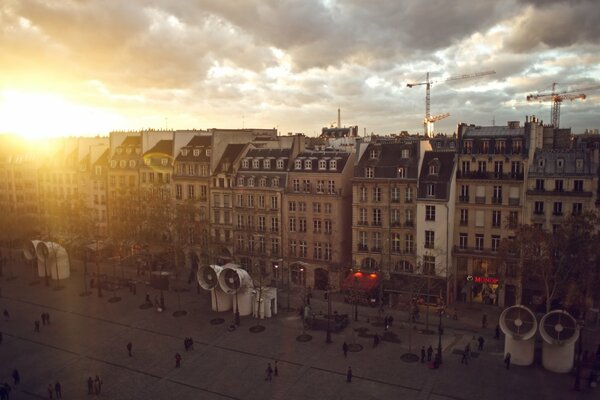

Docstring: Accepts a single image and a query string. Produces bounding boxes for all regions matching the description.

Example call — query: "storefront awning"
[341,271,381,292]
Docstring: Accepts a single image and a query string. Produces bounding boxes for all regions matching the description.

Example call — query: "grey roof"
[462,126,525,138]
[291,150,350,173]
[417,151,456,200]
[176,136,212,162]
[145,140,173,156]
[355,141,420,179]
[215,143,246,173]
[529,149,594,176]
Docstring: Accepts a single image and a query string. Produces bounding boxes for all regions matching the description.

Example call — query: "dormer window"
[575,158,583,171]
[365,167,374,178]
[119,160,126,168]
[401,149,410,158]
[260,177,267,187]
[144,158,151,166]
[295,160,302,169]
[319,160,327,170]
[126,148,132,154]
[429,160,439,175]
[110,160,117,168]
[276,159,284,169]
[329,160,337,170]
[161,158,168,166]
[193,149,200,156]
[370,149,378,159]
[242,159,249,169]
[464,141,473,154]
[556,159,564,169]
[238,177,244,186]
[538,158,545,168]
[252,159,260,169]
[129,160,136,168]
[135,148,141,154]
[398,167,407,178]
[248,177,254,187]
[263,159,271,169]
[206,149,211,156]
[272,177,280,187]
[95,166,102,175]
[116,148,123,155]
[304,160,312,170]
[481,140,490,153]
[182,149,189,156]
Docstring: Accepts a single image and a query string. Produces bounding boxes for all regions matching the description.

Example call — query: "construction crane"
[526,83,600,128]
[407,70,496,136]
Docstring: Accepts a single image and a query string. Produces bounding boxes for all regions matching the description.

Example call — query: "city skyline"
[1,0,599,139]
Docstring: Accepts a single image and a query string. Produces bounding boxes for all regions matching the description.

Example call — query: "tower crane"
[407,70,496,136]
[526,83,600,128]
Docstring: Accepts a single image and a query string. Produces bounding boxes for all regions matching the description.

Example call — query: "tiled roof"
[121,136,141,146]
[355,141,420,179]
[462,126,524,138]
[417,151,456,200]
[529,149,593,176]
[291,150,350,173]
[215,143,246,173]
[145,140,173,156]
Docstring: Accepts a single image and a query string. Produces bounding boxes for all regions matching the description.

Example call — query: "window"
[461,161,470,173]
[313,202,321,213]
[272,178,280,187]
[176,184,182,200]
[557,158,564,169]
[271,196,278,210]
[129,160,136,168]
[313,242,322,259]
[426,184,435,197]
[359,208,367,225]
[555,180,563,192]
[534,201,544,214]
[491,235,500,252]
[553,202,563,216]
[304,160,312,170]
[289,240,297,256]
[271,217,279,233]
[475,234,484,250]
[360,187,368,202]
[201,165,208,176]
[327,180,336,194]
[423,255,436,275]
[325,203,332,213]
[405,234,414,254]
[237,215,244,229]
[299,218,307,232]
[370,149,378,159]
[252,159,260,169]
[401,149,410,158]
[478,161,487,173]
[295,160,302,169]
[313,219,322,233]
[293,179,300,192]
[303,179,311,193]
[365,167,374,178]
[535,179,545,191]
[258,216,265,232]
[324,220,332,234]
[429,163,439,175]
[289,218,296,232]
[324,243,332,261]
[460,209,468,225]
[237,177,245,186]
[459,233,468,249]
[573,180,583,192]
[425,231,435,249]
[258,195,265,209]
[509,211,518,228]
[511,161,522,176]
[161,158,168,166]
[494,161,503,177]
[513,140,522,153]
[572,202,582,215]
[405,187,413,202]
[391,234,401,252]
[276,159,284,169]
[319,160,327,170]
[359,232,368,250]
[391,187,400,202]
[329,160,337,170]
[405,209,413,226]
[299,202,306,212]
[492,210,501,227]
[475,210,484,227]
[496,140,506,153]
[397,167,407,178]
[464,140,473,154]
[373,187,382,202]
[247,177,254,187]
[247,195,254,207]
[372,208,382,226]
[425,205,436,221]
[271,238,280,256]
[288,201,296,212]
[264,159,271,169]
[481,140,490,153]
[187,185,195,199]
[259,177,267,187]
[299,240,307,258]
[492,185,502,203]
[395,261,413,273]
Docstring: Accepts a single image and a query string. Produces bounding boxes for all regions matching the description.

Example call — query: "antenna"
[492,115,495,126]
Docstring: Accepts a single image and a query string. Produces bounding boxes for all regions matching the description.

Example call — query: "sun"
[0,90,124,139]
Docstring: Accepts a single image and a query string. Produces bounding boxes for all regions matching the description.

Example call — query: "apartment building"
[352,137,427,304]
[453,119,542,307]
[284,147,354,290]
[415,135,457,305]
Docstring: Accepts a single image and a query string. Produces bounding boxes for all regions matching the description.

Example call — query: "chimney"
[337,108,341,128]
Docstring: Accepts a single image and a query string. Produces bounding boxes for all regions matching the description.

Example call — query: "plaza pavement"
[0,259,598,400]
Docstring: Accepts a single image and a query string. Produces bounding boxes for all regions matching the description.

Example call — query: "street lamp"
[274,264,279,310]
[437,307,443,366]
[326,285,332,343]
[353,274,359,322]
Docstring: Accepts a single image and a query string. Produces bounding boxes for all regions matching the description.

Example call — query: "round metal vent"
[499,305,537,340]
[539,310,579,345]
[199,266,218,289]
[223,268,241,291]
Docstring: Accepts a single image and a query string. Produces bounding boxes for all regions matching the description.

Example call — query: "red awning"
[341,271,381,292]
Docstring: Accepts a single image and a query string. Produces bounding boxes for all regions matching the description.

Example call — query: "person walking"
[342,342,348,358]
[0,331,3,344]
[478,336,485,351]
[127,342,132,357]
[346,367,353,383]
[3,309,9,321]
[461,349,469,365]
[421,346,426,363]
[94,375,102,395]
[175,353,182,368]
[11,369,20,386]
[47,383,53,399]
[54,381,62,399]
[87,377,93,395]
[504,352,511,370]
[427,345,433,362]
[34,320,40,332]
[274,361,279,377]
[41,313,46,326]
[265,363,273,381]
[373,333,380,347]
[482,313,487,328]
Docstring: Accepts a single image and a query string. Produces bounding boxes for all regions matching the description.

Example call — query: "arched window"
[361,258,377,270]
[394,260,414,273]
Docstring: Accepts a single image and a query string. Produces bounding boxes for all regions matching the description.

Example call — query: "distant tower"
[337,108,341,128]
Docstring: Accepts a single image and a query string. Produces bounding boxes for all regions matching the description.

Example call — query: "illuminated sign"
[473,276,499,284]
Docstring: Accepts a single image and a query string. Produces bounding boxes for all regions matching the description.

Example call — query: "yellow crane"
[526,83,600,128]
[407,71,496,136]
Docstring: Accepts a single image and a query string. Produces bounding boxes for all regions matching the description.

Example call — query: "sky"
[1,0,599,139]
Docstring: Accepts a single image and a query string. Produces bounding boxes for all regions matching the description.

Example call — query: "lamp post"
[326,285,332,343]
[274,263,279,311]
[96,240,102,298]
[234,275,240,326]
[437,307,443,365]
[353,275,359,322]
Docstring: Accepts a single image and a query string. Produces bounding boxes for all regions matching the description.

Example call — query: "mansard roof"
[290,150,350,173]
[417,151,456,200]
[215,143,246,173]
[355,141,420,179]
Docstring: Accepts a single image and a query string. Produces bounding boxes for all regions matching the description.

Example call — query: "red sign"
[473,276,499,284]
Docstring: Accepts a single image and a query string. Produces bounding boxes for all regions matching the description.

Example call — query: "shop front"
[340,270,381,306]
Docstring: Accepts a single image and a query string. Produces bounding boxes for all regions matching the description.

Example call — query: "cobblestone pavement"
[0,259,598,400]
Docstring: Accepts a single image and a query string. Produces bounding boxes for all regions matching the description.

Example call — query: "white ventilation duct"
[23,240,42,261]
[539,310,580,373]
[197,265,233,312]
[252,287,278,319]
[499,305,538,366]
[35,242,71,280]
[218,264,254,316]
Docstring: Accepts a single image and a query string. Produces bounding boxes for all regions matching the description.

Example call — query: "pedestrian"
[388,315,393,327]
[461,350,469,365]
[342,342,348,358]
[433,353,440,369]
[175,353,182,368]
[87,377,93,395]
[3,309,9,320]
[494,324,500,340]
[0,331,3,344]
[41,313,46,326]
[11,369,20,386]
[427,345,433,362]
[145,293,151,305]
[34,320,40,332]
[373,333,380,347]
[478,336,485,351]
[421,346,426,363]
[189,337,194,350]
[504,352,511,370]
[482,313,487,328]
[47,383,53,399]
[54,381,62,399]
[274,361,279,377]
[1,383,11,400]
[46,312,50,325]
[265,363,273,381]
[127,341,132,357]
[94,375,102,395]
[184,338,189,351]
[154,295,160,308]
[346,366,352,383]
[383,316,389,331]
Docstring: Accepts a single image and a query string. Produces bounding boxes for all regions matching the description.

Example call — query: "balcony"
[459,220,468,226]
[391,221,401,227]
[391,198,400,203]
[508,198,520,206]
[424,243,434,249]
[459,195,470,203]
[357,221,368,226]
[492,196,502,204]
[404,221,414,227]
[457,171,524,181]
[475,196,486,204]
[372,221,382,226]
[357,244,368,252]
[552,211,564,217]
[371,247,382,253]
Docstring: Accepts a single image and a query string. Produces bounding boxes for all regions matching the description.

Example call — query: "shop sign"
[471,275,499,284]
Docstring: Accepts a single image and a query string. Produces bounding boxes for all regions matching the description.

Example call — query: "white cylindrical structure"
[252,287,278,319]
[540,310,579,373]
[23,240,41,261]
[197,265,233,312]
[218,264,254,316]
[233,287,254,316]
[35,242,70,280]
[499,305,538,366]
